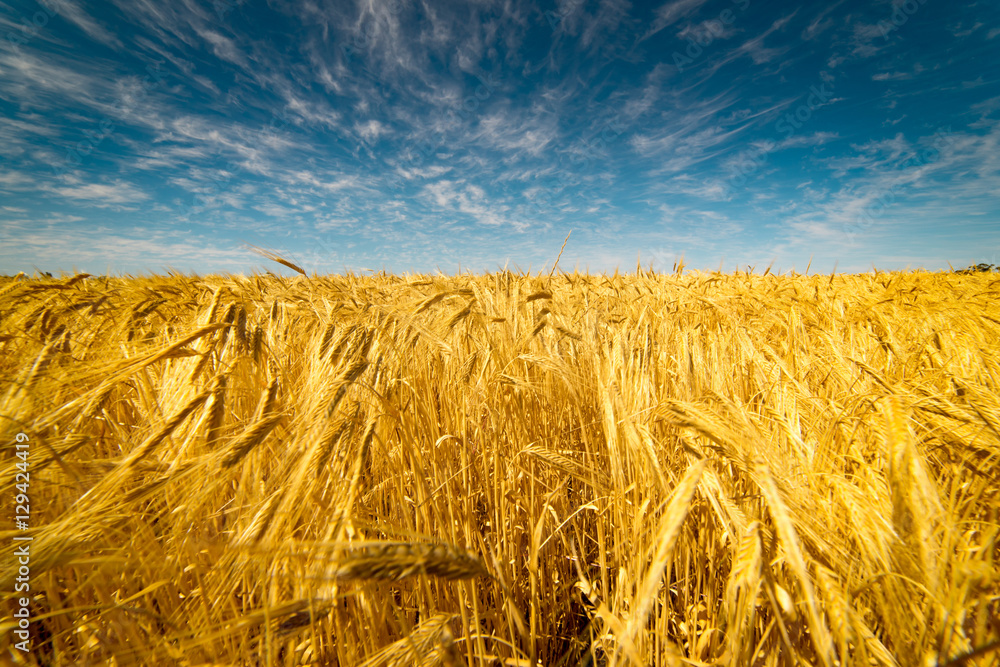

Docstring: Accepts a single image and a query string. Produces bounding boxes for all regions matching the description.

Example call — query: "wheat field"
[0,265,998,666]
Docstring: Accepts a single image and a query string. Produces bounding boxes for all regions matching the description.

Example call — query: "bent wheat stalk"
[334,541,491,581]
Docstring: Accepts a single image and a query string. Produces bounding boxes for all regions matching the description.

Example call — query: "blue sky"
[0,0,998,275]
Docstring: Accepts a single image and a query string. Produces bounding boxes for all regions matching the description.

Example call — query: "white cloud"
[287,171,367,193]
[49,0,125,50]
[0,225,253,273]
[420,180,526,230]
[194,28,248,68]
[475,110,558,158]
[872,71,912,81]
[0,171,38,190]
[46,181,150,205]
[640,0,712,43]
[355,119,388,142]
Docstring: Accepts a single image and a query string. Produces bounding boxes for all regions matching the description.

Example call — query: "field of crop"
[1,266,998,666]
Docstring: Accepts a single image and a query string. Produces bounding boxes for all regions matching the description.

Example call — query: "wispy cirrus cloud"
[0,0,996,275]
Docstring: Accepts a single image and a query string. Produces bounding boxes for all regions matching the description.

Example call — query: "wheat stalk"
[334,541,491,581]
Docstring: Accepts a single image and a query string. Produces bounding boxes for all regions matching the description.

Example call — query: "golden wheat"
[0,267,997,666]
[333,541,491,581]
